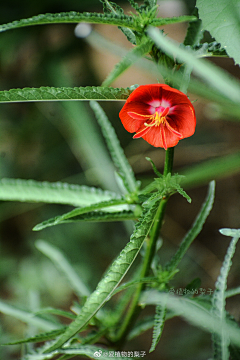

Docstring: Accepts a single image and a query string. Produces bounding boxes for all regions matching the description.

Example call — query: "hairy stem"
[113,147,174,345]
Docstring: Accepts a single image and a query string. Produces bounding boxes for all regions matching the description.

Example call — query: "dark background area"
[0,1,239,359]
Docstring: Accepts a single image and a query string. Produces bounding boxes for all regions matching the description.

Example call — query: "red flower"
[119,84,196,149]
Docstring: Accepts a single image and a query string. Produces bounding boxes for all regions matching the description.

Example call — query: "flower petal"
[119,102,151,132]
[119,84,196,149]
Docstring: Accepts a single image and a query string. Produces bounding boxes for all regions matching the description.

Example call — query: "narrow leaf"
[211,229,240,360]
[43,199,159,353]
[0,86,134,103]
[90,101,138,194]
[0,12,136,33]
[145,157,162,177]
[149,303,167,352]
[151,15,197,27]
[36,240,90,297]
[33,198,129,231]
[226,286,240,298]
[35,307,76,320]
[34,210,136,231]
[0,178,120,206]
[4,328,66,345]
[165,181,215,273]
[102,40,152,86]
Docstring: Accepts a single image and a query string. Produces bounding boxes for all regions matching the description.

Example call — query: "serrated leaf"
[33,198,129,231]
[211,230,240,360]
[165,181,215,273]
[0,178,121,206]
[90,101,138,194]
[4,328,67,346]
[197,0,240,65]
[43,199,159,353]
[148,27,240,103]
[0,86,135,103]
[36,241,90,297]
[127,0,140,12]
[149,303,167,352]
[145,157,162,177]
[40,344,133,360]
[0,12,136,33]
[102,40,152,86]
[34,210,136,231]
[174,183,191,203]
[151,15,197,27]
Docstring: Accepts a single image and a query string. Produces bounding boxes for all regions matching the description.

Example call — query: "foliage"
[0,0,240,359]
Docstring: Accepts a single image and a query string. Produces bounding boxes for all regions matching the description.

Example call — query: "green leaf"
[102,40,152,86]
[226,286,240,299]
[183,8,203,47]
[90,101,138,194]
[148,27,240,103]
[43,199,159,353]
[99,1,137,44]
[141,291,240,348]
[34,210,136,231]
[151,15,197,27]
[0,12,136,33]
[0,178,120,206]
[142,172,191,203]
[33,198,130,231]
[165,181,215,273]
[149,303,167,352]
[0,86,135,103]
[100,0,124,15]
[219,228,240,237]
[145,157,162,177]
[211,229,240,360]
[3,328,67,345]
[35,308,76,320]
[36,240,90,297]
[36,344,133,360]
[197,0,240,65]
[141,0,157,10]
[0,300,60,331]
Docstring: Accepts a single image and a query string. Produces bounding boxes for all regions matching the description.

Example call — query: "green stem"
[113,147,174,345]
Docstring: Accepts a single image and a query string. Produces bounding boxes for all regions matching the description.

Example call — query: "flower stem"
[113,147,174,345]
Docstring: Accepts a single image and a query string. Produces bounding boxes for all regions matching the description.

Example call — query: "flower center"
[144,107,170,128]
[128,106,183,150]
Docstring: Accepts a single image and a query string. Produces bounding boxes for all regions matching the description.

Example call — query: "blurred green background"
[0,1,240,359]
